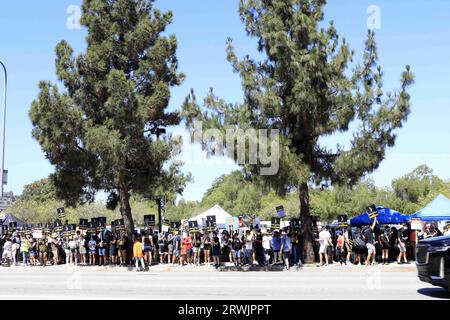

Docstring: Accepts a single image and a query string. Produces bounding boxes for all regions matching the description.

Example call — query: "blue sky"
[0,0,449,202]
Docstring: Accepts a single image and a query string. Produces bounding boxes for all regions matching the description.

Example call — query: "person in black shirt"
[231,233,242,267]
[396,225,409,264]
[363,217,377,266]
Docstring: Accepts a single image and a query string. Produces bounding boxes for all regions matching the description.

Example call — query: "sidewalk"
[2,262,417,273]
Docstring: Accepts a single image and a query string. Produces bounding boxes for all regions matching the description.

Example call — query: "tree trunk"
[119,187,135,264]
[299,182,315,264]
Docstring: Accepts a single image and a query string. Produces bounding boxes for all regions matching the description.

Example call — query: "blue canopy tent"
[350,206,410,226]
[411,194,450,221]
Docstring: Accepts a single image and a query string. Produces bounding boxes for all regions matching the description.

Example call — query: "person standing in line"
[211,235,221,268]
[231,232,243,267]
[29,238,37,266]
[98,236,106,266]
[363,217,378,266]
[317,226,332,267]
[167,232,174,265]
[158,232,168,264]
[63,238,71,265]
[243,230,254,265]
[2,238,13,265]
[335,230,346,266]
[88,236,97,266]
[280,230,292,270]
[133,236,145,271]
[262,231,272,265]
[79,236,87,265]
[203,234,211,265]
[142,232,153,267]
[20,236,30,266]
[172,231,181,266]
[38,240,48,267]
[271,231,282,265]
[379,227,391,265]
[396,225,409,264]
[343,227,352,264]
[192,233,202,266]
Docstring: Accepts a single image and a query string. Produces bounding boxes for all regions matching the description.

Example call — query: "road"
[0,265,448,300]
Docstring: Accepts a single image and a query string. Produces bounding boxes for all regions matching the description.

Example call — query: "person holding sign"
[363,217,378,266]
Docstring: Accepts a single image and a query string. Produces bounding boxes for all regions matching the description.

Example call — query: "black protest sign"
[79,219,88,230]
[188,220,199,233]
[62,224,72,237]
[144,215,156,227]
[8,222,18,229]
[290,219,300,228]
[87,222,96,233]
[43,223,52,234]
[366,204,379,219]
[338,215,348,228]
[205,220,216,232]
[171,222,181,230]
[54,220,64,233]
[57,207,65,219]
[1,224,8,233]
[276,205,286,218]
[207,215,217,224]
[114,219,125,231]
[311,216,319,233]
[271,217,280,231]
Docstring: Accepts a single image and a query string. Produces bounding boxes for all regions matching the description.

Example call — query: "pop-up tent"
[189,204,233,229]
[411,194,450,221]
[350,206,410,226]
[0,213,27,228]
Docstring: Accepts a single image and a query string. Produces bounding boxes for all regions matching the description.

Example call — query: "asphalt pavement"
[0,264,448,300]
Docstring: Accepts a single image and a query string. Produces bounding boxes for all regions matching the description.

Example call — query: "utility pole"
[0,61,7,199]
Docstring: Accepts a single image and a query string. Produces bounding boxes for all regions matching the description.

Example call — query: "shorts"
[159,247,167,254]
[144,245,152,253]
[168,244,174,255]
[398,243,406,253]
[29,250,36,257]
[173,250,180,257]
[283,251,290,260]
[79,247,87,255]
[232,249,241,258]
[98,248,106,256]
[186,248,193,257]
[319,244,328,254]
[366,243,376,254]
[109,246,116,256]
[89,249,96,254]
[193,247,200,253]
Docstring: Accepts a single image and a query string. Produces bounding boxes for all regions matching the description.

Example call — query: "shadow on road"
[417,288,450,299]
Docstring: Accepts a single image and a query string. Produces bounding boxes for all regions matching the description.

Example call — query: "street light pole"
[0,61,7,198]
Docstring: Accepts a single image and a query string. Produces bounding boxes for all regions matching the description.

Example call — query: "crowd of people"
[1,220,448,271]
[314,218,450,267]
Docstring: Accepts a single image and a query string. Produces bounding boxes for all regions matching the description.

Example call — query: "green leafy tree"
[182,0,414,262]
[392,165,443,203]
[29,0,189,238]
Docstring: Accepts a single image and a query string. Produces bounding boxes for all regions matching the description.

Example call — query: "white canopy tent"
[189,204,233,229]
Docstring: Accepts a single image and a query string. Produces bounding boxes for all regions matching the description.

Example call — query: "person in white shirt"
[317,226,332,266]
[262,232,272,265]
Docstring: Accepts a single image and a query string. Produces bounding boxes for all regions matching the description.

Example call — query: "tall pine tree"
[182,0,414,263]
[29,0,189,238]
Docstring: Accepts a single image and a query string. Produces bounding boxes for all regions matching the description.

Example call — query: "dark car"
[416,235,450,292]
